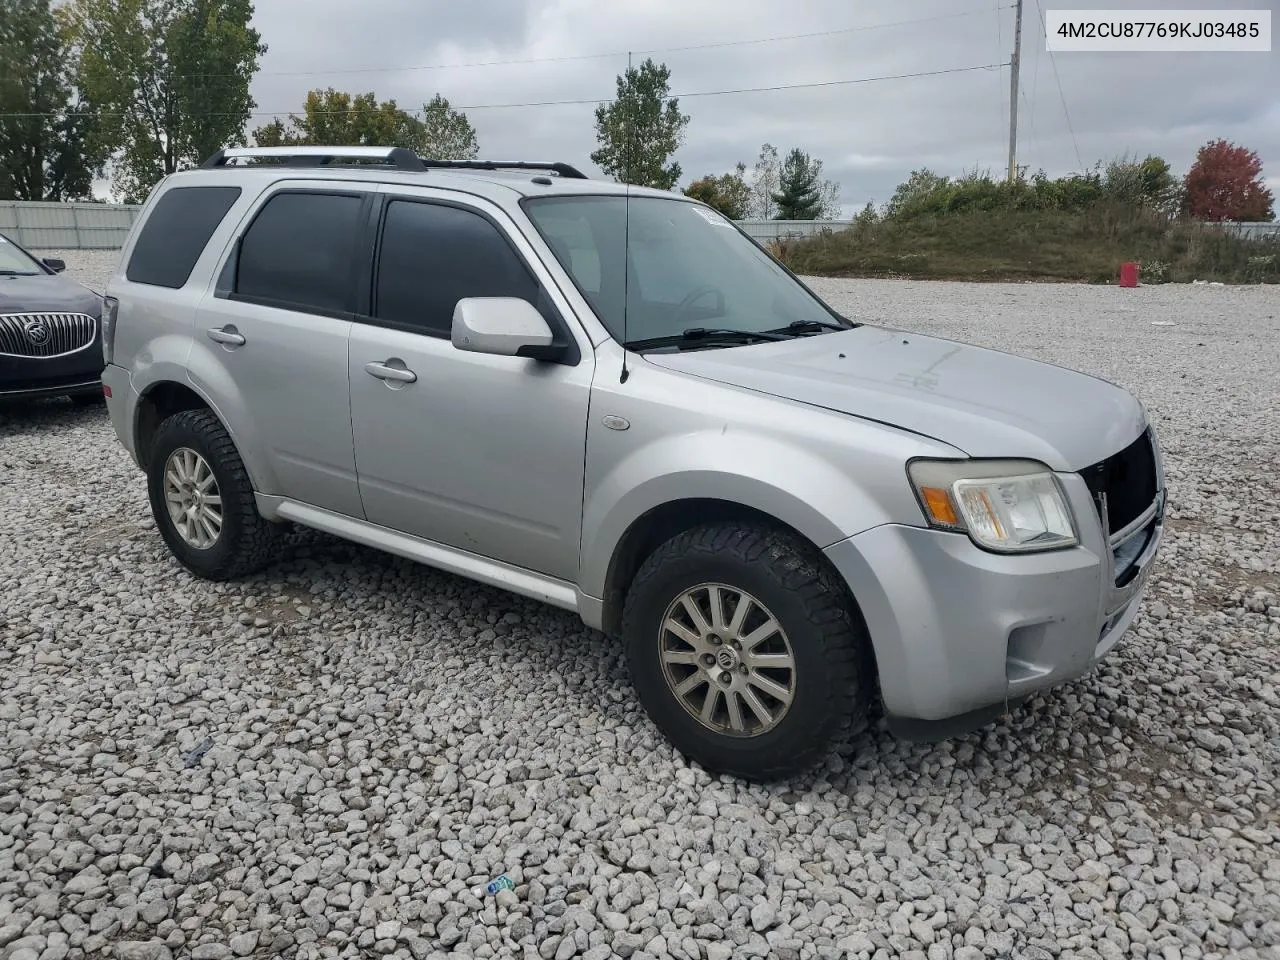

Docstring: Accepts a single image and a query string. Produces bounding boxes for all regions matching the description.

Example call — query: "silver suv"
[102,146,1165,780]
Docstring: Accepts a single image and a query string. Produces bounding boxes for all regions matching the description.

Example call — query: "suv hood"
[642,325,1146,470]
[0,273,102,315]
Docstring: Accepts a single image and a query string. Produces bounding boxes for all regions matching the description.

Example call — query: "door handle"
[207,326,246,347]
[364,360,417,384]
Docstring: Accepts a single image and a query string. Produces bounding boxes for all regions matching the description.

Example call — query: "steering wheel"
[672,285,726,329]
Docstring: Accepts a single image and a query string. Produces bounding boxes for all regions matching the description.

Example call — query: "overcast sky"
[241,0,1277,216]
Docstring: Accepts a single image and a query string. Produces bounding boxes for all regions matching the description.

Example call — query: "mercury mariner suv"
[101,146,1165,780]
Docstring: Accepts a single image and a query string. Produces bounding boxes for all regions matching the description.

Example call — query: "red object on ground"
[1118,262,1140,287]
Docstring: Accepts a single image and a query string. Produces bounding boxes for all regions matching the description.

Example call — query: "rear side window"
[235,192,364,316]
[126,185,241,288]
[375,200,540,336]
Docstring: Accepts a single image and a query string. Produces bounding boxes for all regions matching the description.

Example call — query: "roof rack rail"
[416,159,588,179]
[199,147,590,179]
[201,146,427,171]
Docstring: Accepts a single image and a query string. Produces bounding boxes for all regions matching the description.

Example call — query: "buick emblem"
[24,319,51,346]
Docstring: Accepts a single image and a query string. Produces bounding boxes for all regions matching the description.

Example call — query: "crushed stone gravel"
[1,250,1278,960]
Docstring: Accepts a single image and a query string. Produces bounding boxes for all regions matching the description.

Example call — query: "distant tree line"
[862,142,1274,224]
[0,0,1273,223]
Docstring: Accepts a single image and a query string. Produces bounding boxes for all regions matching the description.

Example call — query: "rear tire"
[70,392,103,406]
[146,409,279,581]
[622,522,873,781]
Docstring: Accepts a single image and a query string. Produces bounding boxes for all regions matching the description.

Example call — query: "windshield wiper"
[762,318,855,335]
[0,269,39,276]
[625,327,790,351]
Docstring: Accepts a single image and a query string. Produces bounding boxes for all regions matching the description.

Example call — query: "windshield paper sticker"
[693,207,733,228]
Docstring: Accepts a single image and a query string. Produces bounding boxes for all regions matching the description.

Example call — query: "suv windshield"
[0,235,43,275]
[523,195,849,347]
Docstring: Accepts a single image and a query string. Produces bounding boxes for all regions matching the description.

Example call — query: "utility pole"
[1007,0,1024,183]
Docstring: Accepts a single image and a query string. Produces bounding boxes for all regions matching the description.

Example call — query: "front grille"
[1079,427,1159,535]
[0,312,98,358]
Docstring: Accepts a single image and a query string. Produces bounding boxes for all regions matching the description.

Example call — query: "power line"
[1034,0,1083,170]
[180,7,1006,80]
[0,62,1010,121]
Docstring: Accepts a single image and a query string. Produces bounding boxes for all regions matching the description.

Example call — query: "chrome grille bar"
[0,312,98,358]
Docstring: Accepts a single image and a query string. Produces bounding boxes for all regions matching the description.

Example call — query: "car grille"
[1080,427,1161,585]
[1079,427,1159,535]
[0,312,98,358]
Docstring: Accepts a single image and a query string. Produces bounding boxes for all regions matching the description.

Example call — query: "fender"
[578,428,900,602]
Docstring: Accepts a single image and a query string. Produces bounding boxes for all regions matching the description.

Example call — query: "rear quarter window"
[126,185,242,288]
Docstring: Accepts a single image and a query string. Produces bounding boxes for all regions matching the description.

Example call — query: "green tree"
[65,0,265,202]
[419,94,478,160]
[1103,153,1180,213]
[773,148,822,220]
[591,58,688,189]
[683,163,751,219]
[252,89,419,148]
[0,0,100,200]
[252,89,479,160]
[749,142,779,218]
[885,168,950,218]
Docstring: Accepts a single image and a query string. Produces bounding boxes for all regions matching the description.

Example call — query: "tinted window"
[126,186,241,288]
[235,192,364,315]
[375,200,539,335]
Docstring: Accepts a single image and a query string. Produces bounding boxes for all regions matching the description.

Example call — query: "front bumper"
[824,469,1164,736]
[0,331,104,401]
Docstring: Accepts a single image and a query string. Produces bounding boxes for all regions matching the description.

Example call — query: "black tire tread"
[149,409,278,581]
[622,521,873,779]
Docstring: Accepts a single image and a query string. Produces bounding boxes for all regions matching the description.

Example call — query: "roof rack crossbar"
[416,159,588,179]
[201,146,427,171]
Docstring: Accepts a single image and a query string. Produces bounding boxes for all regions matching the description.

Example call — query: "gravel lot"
[2,250,1278,960]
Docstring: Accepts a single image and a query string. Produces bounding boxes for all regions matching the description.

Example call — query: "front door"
[348,192,593,582]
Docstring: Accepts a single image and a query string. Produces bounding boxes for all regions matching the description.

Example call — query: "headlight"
[908,458,1078,553]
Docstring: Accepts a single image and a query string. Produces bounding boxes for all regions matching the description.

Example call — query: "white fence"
[2,199,1276,250]
[0,201,142,249]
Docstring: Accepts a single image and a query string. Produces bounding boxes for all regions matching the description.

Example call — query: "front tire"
[622,522,873,781]
[146,409,279,581]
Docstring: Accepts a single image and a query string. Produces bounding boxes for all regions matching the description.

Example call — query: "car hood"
[0,273,102,316]
[641,325,1147,471]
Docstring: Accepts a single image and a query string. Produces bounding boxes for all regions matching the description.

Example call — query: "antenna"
[619,51,633,384]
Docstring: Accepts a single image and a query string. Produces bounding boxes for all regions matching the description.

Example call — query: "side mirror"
[43,258,66,273]
[451,297,565,361]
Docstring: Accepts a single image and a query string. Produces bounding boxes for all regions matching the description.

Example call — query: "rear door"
[188,182,372,518]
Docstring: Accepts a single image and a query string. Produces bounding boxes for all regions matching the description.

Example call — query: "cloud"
[244,0,1278,215]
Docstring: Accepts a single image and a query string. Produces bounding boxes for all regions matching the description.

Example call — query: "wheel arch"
[598,497,871,648]
[133,377,276,494]
[134,380,211,468]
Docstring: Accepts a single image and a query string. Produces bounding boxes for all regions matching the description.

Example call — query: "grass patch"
[777,203,1280,284]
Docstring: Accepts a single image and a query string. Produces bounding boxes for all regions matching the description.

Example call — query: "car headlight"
[908,458,1079,553]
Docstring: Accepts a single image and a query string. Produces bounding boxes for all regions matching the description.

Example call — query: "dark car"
[1,231,105,405]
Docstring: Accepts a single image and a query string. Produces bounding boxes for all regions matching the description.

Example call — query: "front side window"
[524,195,847,346]
[235,191,364,315]
[374,200,541,336]
[0,233,43,275]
